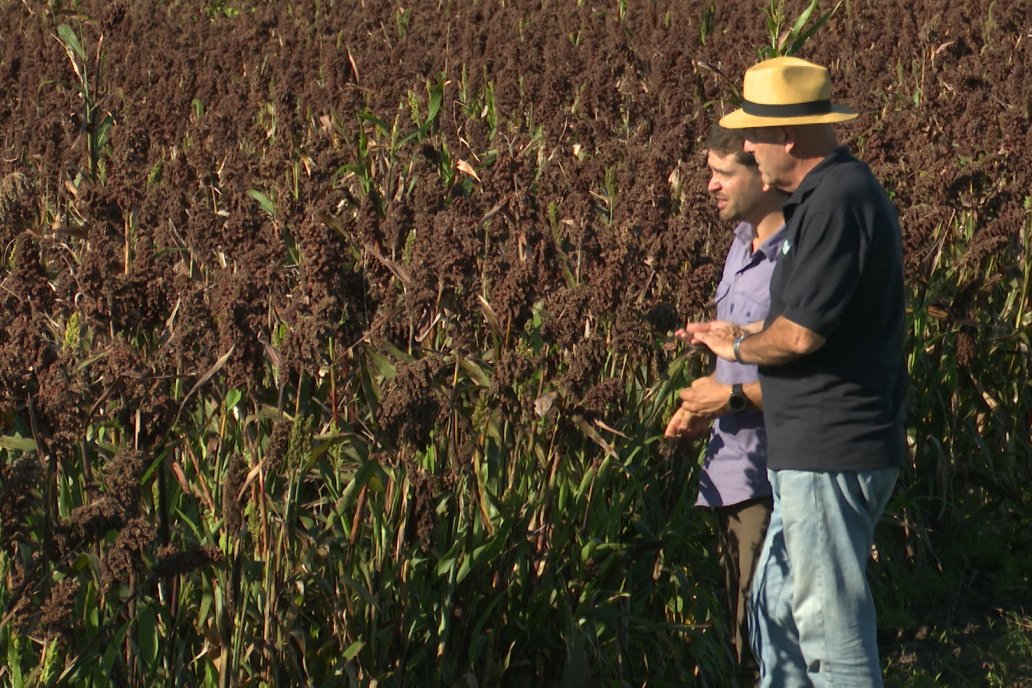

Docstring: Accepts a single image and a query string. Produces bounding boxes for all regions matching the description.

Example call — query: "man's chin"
[760,175,785,193]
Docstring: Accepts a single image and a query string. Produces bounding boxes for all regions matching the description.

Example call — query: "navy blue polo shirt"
[760,147,907,472]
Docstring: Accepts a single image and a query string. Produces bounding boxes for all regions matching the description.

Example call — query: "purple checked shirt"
[696,221,785,508]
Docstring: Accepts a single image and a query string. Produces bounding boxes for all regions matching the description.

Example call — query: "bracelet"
[733,334,748,364]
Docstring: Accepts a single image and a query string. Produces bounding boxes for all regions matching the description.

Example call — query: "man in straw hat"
[682,56,906,686]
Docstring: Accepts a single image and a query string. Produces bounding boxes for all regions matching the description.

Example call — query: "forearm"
[678,376,764,414]
[735,316,826,366]
[742,381,763,410]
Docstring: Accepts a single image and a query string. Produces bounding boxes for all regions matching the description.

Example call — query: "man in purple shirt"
[665,123,786,679]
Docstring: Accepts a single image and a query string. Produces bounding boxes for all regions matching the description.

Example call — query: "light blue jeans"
[748,468,898,687]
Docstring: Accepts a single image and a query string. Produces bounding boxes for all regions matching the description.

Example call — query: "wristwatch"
[729,383,748,412]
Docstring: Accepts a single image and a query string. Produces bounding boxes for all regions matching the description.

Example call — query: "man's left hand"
[664,406,710,440]
[679,375,731,416]
[694,326,739,362]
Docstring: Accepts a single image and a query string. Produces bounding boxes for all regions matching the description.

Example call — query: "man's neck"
[751,210,785,251]
[786,143,840,192]
[791,154,830,187]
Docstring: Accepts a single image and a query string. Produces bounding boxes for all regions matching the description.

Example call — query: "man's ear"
[781,126,796,152]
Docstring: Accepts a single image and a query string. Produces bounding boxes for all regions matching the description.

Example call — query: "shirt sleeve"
[778,206,862,338]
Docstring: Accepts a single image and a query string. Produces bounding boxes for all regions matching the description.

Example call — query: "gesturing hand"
[664,406,711,440]
[693,325,741,362]
[678,375,731,416]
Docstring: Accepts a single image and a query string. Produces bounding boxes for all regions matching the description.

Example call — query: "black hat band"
[741,99,833,117]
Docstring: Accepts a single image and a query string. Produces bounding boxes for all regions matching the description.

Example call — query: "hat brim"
[719,105,859,129]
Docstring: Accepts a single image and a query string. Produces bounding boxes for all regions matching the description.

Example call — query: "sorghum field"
[0,1,1029,686]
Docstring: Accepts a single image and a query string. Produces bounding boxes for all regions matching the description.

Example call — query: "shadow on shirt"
[696,421,771,507]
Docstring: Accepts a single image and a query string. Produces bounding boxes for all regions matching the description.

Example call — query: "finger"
[681,398,704,414]
[664,418,685,438]
[693,332,718,346]
[664,411,685,437]
[690,332,712,346]
[681,321,712,334]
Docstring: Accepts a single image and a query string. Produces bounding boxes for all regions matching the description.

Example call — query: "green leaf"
[787,1,843,56]
[57,24,85,61]
[0,434,37,452]
[397,122,430,147]
[458,356,491,388]
[224,388,243,411]
[343,640,365,661]
[6,631,24,688]
[339,458,386,511]
[198,588,214,627]
[457,522,511,583]
[95,113,115,149]
[365,348,397,379]
[574,463,598,500]
[137,604,159,667]
[180,345,235,410]
[358,110,391,135]
[788,0,818,40]
[99,621,129,678]
[435,539,463,579]
[342,574,380,610]
[248,188,275,215]
[426,84,443,125]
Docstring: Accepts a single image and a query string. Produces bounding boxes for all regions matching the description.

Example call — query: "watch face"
[730,385,747,411]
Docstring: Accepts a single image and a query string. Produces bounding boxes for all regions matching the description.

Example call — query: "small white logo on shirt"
[782,240,791,255]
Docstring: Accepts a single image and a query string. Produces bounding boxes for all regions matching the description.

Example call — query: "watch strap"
[729,383,747,412]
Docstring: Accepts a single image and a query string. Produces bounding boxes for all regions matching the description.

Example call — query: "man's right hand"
[679,375,732,416]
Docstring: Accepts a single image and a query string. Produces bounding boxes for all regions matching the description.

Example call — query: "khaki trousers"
[716,497,773,674]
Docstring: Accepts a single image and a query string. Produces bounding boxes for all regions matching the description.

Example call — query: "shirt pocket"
[731,289,772,323]
[713,278,732,318]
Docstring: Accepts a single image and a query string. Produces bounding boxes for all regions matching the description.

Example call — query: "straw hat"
[719,56,858,129]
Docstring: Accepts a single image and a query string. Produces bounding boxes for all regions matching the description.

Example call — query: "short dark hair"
[706,123,756,167]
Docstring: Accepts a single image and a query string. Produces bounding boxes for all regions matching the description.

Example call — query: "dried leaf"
[534,392,558,419]
[456,158,480,182]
